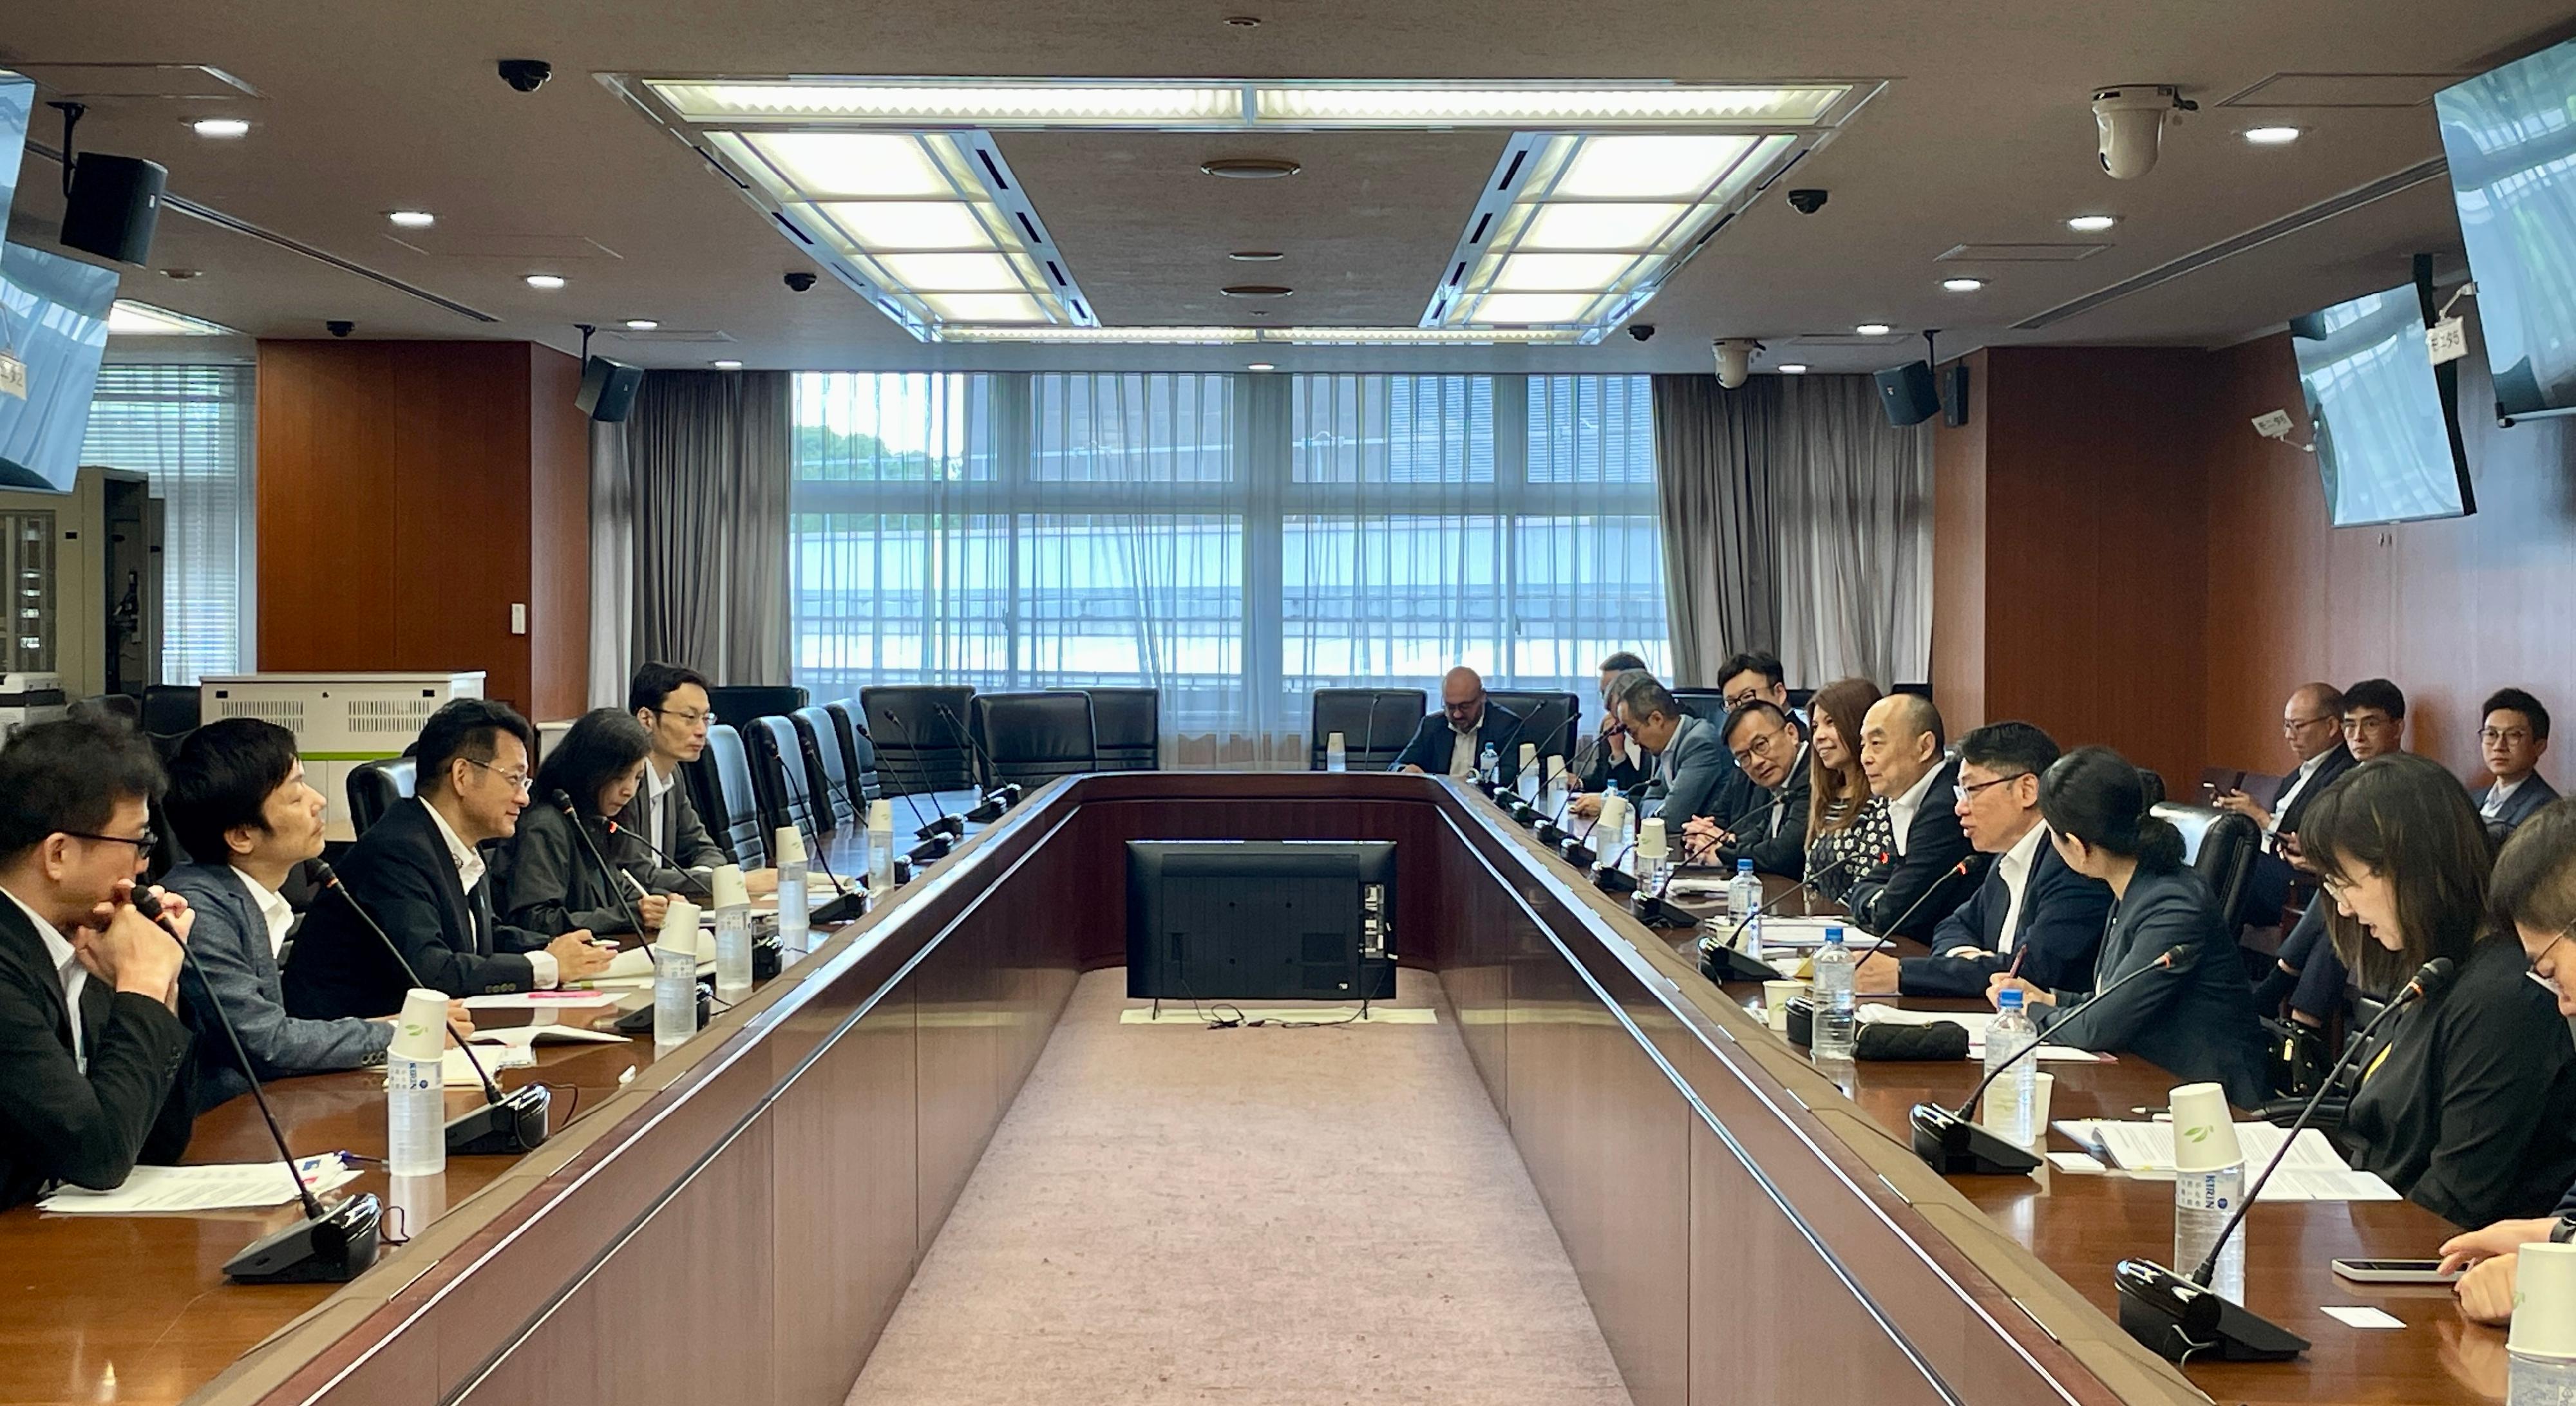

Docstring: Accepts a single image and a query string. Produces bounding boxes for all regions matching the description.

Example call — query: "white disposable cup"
[2027,1073,2056,1147]
[1638,818,1669,862]
[1544,755,1566,783]
[2511,1241,2576,1358]
[774,826,808,865]
[867,798,895,831]
[1763,980,1805,1032]
[707,864,749,910]
[659,897,703,951]
[390,988,450,1061]
[2168,1082,2244,1172]
[1519,742,1538,774]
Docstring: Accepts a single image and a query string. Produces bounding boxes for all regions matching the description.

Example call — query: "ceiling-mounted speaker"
[61,154,167,265]
[575,356,644,423]
[1875,361,1940,427]
[1944,364,1971,427]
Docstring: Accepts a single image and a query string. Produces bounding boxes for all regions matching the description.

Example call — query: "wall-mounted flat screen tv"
[2436,38,2576,421]
[2288,278,2475,527]
[0,241,120,494]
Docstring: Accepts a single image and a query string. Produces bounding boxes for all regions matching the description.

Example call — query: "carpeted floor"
[846,968,1632,1405]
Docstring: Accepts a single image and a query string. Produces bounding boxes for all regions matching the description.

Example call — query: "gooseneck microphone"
[310,862,550,1156]
[133,888,383,1282]
[600,818,712,899]
[1852,857,1973,973]
[786,733,870,923]
[1696,851,1871,980]
[1534,731,1605,845]
[929,702,1022,823]
[1687,790,1793,865]
[1356,691,1399,773]
[546,790,647,938]
[875,706,964,848]
[1478,705,1546,799]
[1909,942,2192,1176]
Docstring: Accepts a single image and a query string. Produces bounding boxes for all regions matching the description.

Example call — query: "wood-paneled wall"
[256,341,590,718]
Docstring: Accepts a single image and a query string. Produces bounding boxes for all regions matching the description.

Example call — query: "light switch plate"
[510,603,527,635]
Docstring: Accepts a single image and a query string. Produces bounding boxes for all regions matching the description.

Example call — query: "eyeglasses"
[2280,715,2334,735]
[65,829,158,854]
[464,757,534,794]
[1723,688,1766,709]
[1729,728,1791,765]
[1443,697,1485,717]
[1953,773,2029,803]
[649,706,719,727]
[2482,727,2534,746]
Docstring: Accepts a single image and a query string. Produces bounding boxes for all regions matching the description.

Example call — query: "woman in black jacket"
[1985,745,2269,1107]
[2297,753,2576,1228]
[500,709,668,937]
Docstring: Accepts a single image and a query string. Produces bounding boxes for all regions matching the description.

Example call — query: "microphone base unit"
[446,1083,551,1156]
[811,886,867,925]
[907,834,954,865]
[1700,942,1781,984]
[1592,865,1640,895]
[2114,1259,2308,1362]
[1631,892,1698,928]
[1559,838,1597,868]
[914,814,967,842]
[965,796,1007,824]
[1533,820,1566,846]
[1906,1103,2041,1176]
[223,1192,383,1284]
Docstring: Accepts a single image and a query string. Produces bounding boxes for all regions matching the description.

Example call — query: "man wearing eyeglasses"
[0,715,200,1210]
[2474,687,2557,832]
[2256,678,2411,1027]
[1394,667,1524,780]
[1682,701,1811,876]
[622,663,775,896]
[1857,722,2110,997]
[2216,682,2354,851]
[285,699,616,1020]
[1715,650,1808,730]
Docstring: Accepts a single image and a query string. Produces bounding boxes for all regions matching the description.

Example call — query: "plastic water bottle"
[2174,1164,2248,1303]
[384,988,446,1177]
[866,798,896,895]
[2508,1242,2576,1404]
[775,825,810,960]
[1596,783,1627,852]
[710,867,753,1002]
[1325,731,1348,773]
[654,897,702,1051]
[1727,858,1764,955]
[1478,742,1500,785]
[1810,926,1856,1059]
[1982,989,2041,1146]
[2512,1353,2576,1406]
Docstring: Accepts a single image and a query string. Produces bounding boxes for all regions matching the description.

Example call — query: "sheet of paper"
[468,1024,630,1047]
[2047,1150,2107,1174]
[37,1154,359,1214]
[2047,1120,2398,1201]
[439,1045,536,1086]
[2320,1305,2407,1329]
[462,991,620,1011]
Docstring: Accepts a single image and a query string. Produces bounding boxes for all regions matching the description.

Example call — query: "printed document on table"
[2048,1120,2398,1201]
[38,1154,359,1214]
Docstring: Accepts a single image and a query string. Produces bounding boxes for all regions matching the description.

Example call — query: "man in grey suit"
[2476,688,2559,832]
[1572,674,1732,828]
[164,719,469,1113]
[621,662,773,896]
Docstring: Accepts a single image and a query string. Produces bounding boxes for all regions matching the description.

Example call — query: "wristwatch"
[2550,1216,2576,1245]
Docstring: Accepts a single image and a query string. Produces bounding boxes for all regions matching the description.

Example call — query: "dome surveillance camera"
[1786,189,1828,215]
[1712,338,1759,389]
[783,270,819,293]
[497,59,553,93]
[326,320,355,338]
[2092,85,2195,180]
[1627,324,1655,342]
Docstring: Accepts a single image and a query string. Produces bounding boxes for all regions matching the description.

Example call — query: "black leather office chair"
[1085,687,1160,771]
[822,700,882,802]
[2137,768,2168,807]
[970,691,1098,789]
[1670,688,1730,724]
[705,686,808,731]
[791,706,858,829]
[860,685,978,796]
[1308,688,1427,771]
[2154,802,2259,929]
[142,684,200,735]
[746,715,821,844]
[346,758,417,839]
[685,723,768,870]
[1486,690,1581,763]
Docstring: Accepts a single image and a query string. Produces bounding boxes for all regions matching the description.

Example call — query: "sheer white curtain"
[1772,375,1933,687]
[789,371,1668,766]
[77,362,255,684]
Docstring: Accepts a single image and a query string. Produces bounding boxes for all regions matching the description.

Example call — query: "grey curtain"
[1651,374,1779,684]
[586,419,636,708]
[622,370,793,686]
[1773,377,1933,688]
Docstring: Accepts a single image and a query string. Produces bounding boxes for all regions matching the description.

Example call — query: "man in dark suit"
[1574,675,1731,827]
[622,662,772,896]
[1843,693,1983,940]
[2219,682,2356,926]
[0,716,196,1210]
[2476,687,2558,832]
[1859,722,2111,997]
[1575,652,1654,793]
[1686,701,1812,876]
[285,700,616,1019]
[164,718,473,1113]
[2257,677,2410,1027]
[1393,667,1524,779]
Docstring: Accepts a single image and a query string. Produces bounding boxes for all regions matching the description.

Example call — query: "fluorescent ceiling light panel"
[743,131,955,197]
[1492,252,1639,290]
[921,291,1048,322]
[873,251,1027,291]
[809,200,998,251]
[1553,135,1761,199]
[931,324,1578,344]
[1518,202,1691,250]
[652,80,1242,126]
[107,300,235,335]
[1472,292,1597,324]
[1251,83,1846,126]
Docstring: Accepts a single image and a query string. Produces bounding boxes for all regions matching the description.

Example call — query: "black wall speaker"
[1944,364,1971,427]
[575,357,645,423]
[61,155,167,266]
[1875,361,1940,427]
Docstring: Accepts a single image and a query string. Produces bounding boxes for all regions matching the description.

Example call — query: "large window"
[790,371,1666,762]
[77,363,254,684]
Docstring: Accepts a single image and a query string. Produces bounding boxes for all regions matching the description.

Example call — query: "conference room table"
[0,773,2515,1406]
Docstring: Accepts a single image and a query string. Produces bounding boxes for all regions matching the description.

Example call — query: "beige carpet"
[847,968,1632,1405]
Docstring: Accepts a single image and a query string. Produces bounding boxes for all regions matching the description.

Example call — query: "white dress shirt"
[6,885,86,1072]
[1885,762,1944,858]
[1447,722,1481,778]
[2266,750,2333,836]
[232,867,296,959]
[641,760,677,848]
[1992,821,2050,953]
[425,803,556,988]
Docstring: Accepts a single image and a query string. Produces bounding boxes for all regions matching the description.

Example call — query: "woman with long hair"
[500,709,670,937]
[1987,745,2268,1106]
[1803,677,1893,902]
[2297,753,2576,1227]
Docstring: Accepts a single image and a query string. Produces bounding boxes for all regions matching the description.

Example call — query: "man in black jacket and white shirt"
[1842,693,1982,940]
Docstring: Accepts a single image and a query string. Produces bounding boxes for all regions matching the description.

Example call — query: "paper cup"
[2168,1082,2244,1171]
[867,798,894,832]
[774,825,808,865]
[2511,1241,2576,1358]
[1638,817,1669,862]
[390,988,449,1061]
[707,864,749,910]
[1763,980,1806,1032]
[2027,1073,2055,1146]
[1544,755,1566,783]
[658,897,703,951]
[1597,793,1629,838]
[1519,742,1538,775]
[1327,731,1345,753]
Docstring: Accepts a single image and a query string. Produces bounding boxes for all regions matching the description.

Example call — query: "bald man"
[1393,667,1526,779]
[1840,693,1982,940]
[2216,682,2355,849]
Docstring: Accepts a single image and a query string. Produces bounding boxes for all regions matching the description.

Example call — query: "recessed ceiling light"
[1776,364,1810,374]
[1855,322,1893,335]
[712,359,743,370]
[2066,214,2118,232]
[190,118,250,138]
[2243,126,2302,145]
[1229,250,1285,261]
[1224,14,1261,26]
[623,319,659,330]
[388,210,437,229]
[525,274,567,290]
[1941,277,1985,292]
[1201,158,1302,179]
[1221,284,1293,297]
[158,268,204,280]
[1246,361,1276,371]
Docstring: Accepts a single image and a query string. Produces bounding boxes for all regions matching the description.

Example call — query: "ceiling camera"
[497,59,553,93]
[1627,324,1655,342]
[1712,338,1760,389]
[784,270,818,293]
[2092,86,2195,180]
[327,320,354,338]
[1786,189,1828,215]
